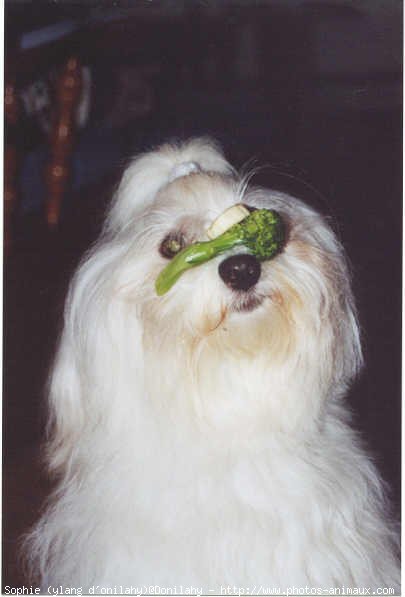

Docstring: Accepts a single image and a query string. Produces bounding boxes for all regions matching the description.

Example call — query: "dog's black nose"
[218,254,261,291]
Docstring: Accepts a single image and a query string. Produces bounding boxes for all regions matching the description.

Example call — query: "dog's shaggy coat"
[25,139,399,593]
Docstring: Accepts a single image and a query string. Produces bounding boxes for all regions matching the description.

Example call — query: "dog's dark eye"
[159,233,186,259]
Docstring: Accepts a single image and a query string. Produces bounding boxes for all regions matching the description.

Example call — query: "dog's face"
[107,164,361,432]
[58,141,361,441]
[125,171,346,346]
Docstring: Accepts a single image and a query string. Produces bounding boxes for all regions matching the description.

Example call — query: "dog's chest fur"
[64,403,392,591]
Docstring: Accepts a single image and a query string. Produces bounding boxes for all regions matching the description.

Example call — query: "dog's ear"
[106,137,234,233]
[320,245,363,393]
[45,244,144,474]
[337,286,363,388]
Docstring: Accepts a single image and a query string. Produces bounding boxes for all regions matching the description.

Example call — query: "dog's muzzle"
[218,254,261,291]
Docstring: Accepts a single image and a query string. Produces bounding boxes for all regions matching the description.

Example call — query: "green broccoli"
[155,208,285,296]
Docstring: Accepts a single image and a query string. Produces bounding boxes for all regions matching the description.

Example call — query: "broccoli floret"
[227,209,285,260]
[155,209,285,296]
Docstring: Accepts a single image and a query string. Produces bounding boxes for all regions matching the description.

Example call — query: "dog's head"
[48,139,362,465]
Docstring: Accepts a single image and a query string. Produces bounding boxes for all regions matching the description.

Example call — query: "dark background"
[3,0,402,587]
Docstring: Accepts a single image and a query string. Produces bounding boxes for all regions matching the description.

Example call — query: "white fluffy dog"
[26,138,399,594]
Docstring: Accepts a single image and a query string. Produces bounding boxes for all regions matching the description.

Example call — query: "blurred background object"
[3,0,402,587]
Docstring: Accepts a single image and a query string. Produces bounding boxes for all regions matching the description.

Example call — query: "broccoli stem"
[155,230,244,296]
[155,208,284,296]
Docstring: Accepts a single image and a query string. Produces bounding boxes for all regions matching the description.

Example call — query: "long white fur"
[24,138,399,593]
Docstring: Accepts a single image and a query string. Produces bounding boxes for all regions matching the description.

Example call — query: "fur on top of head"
[107,137,234,233]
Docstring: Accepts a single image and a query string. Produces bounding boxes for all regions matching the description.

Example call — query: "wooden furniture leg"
[45,57,82,228]
[4,79,19,253]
